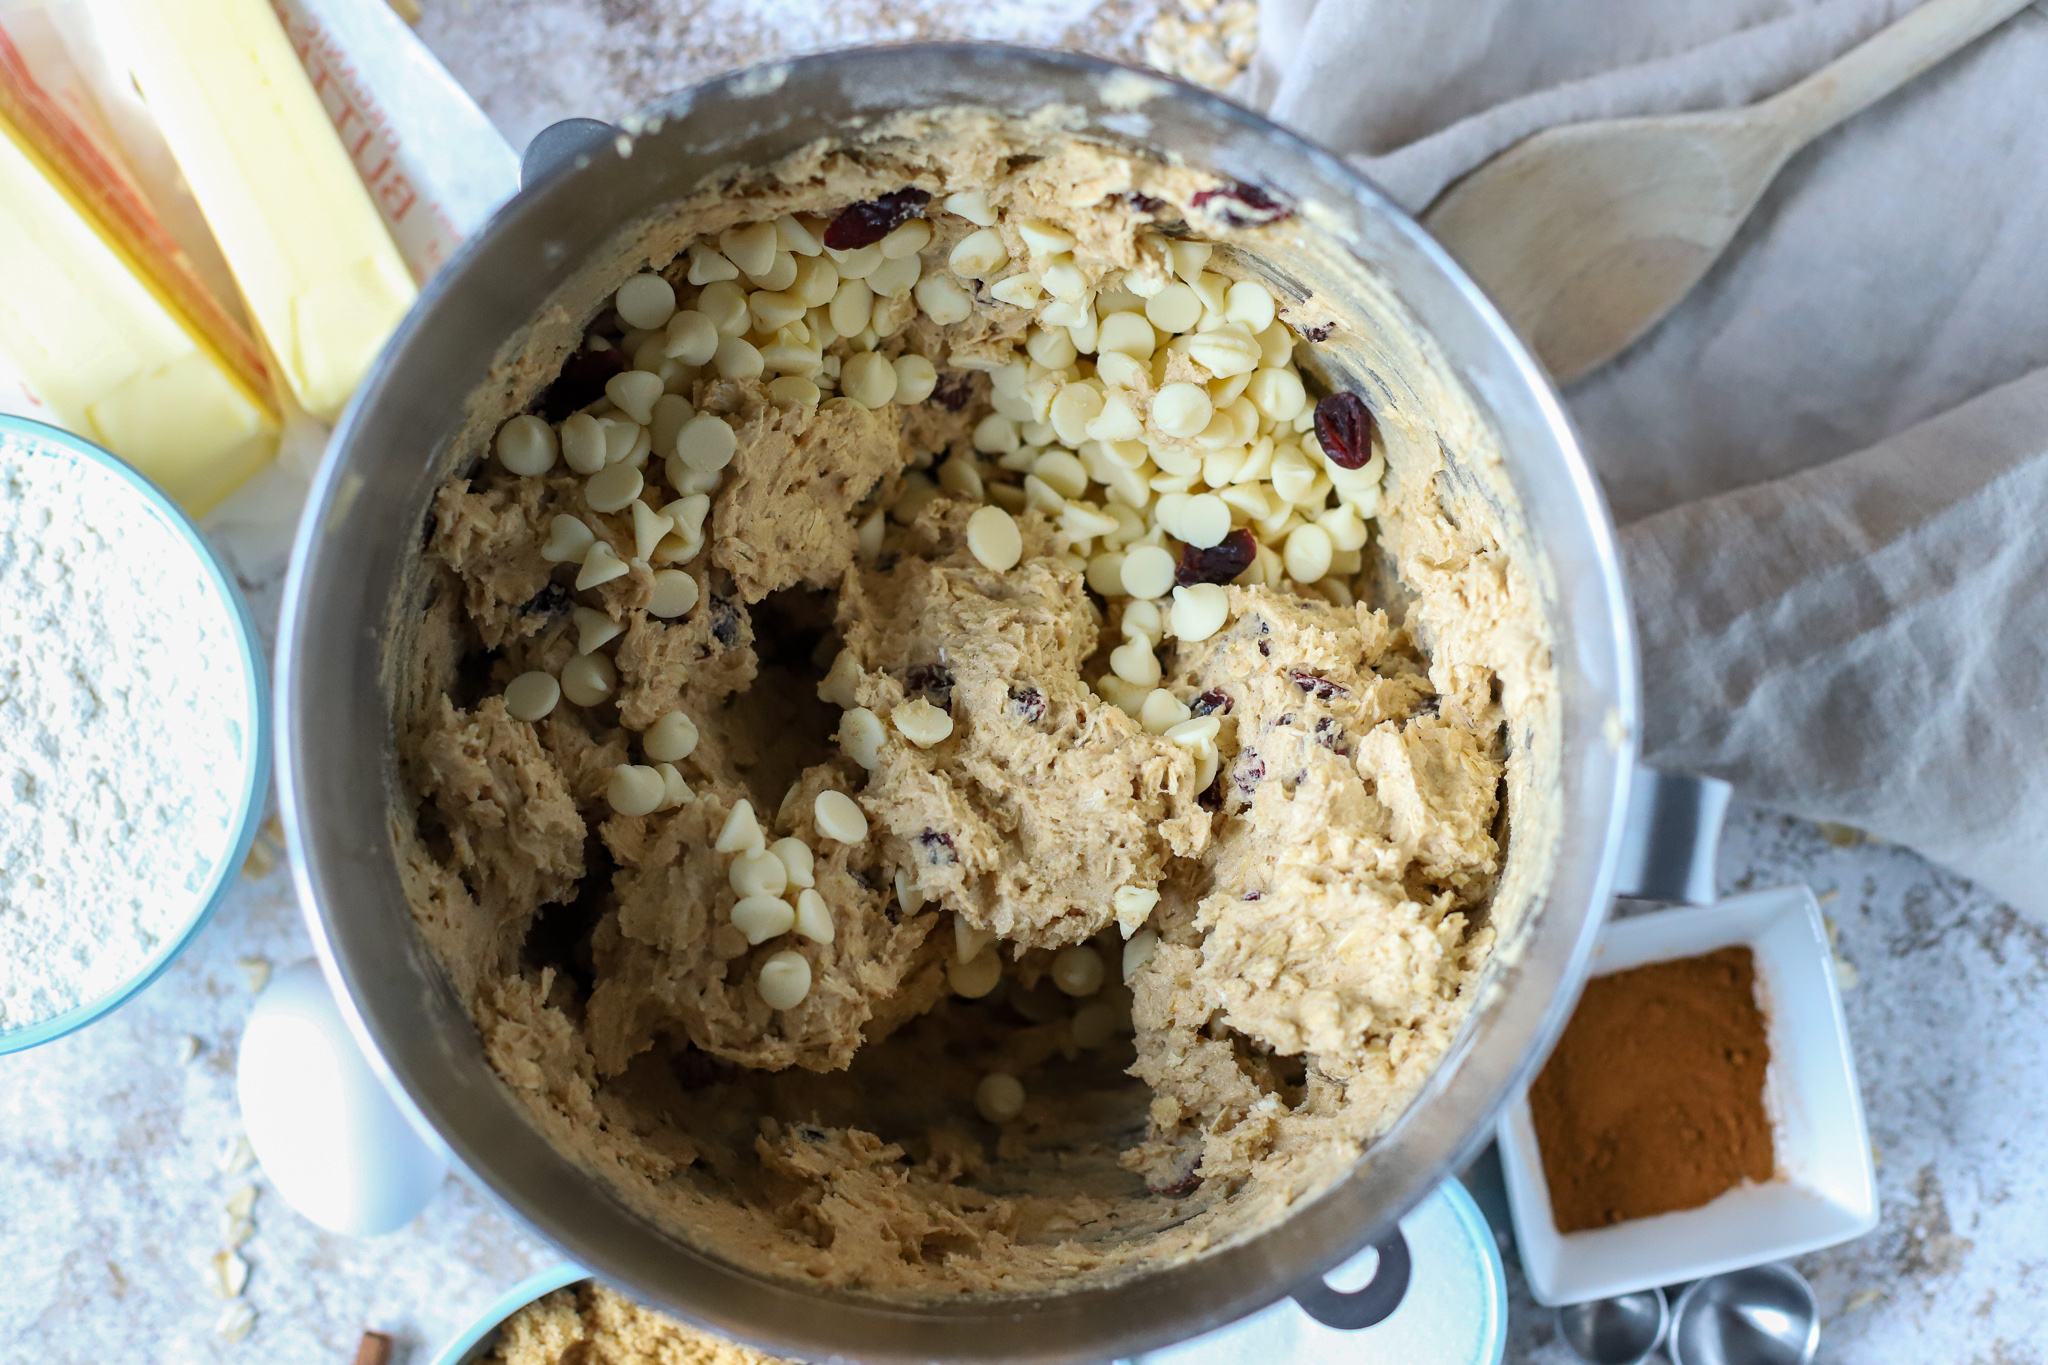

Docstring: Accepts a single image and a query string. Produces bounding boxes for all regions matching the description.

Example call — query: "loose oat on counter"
[392,106,1555,1301]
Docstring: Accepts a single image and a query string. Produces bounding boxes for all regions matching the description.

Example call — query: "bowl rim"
[0,415,272,1055]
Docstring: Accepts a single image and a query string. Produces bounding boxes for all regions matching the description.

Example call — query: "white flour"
[0,434,249,1032]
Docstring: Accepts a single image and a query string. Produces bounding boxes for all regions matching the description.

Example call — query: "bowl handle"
[521,119,618,190]
[1612,767,1732,905]
[1288,1227,1412,1330]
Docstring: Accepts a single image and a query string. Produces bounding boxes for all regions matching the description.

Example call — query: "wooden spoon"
[1422,0,2034,385]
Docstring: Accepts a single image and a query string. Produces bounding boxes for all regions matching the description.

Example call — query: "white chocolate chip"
[790,254,841,307]
[561,412,607,474]
[1123,927,1160,979]
[792,887,835,944]
[1113,885,1161,937]
[748,288,807,334]
[573,606,623,654]
[657,763,694,808]
[1145,283,1203,334]
[574,541,629,590]
[1138,687,1192,735]
[1051,944,1105,997]
[771,837,815,889]
[776,213,824,256]
[629,499,675,560]
[615,273,676,330]
[1168,240,1212,282]
[714,334,764,381]
[719,222,779,277]
[955,916,996,963]
[605,369,663,425]
[948,228,1008,279]
[976,1072,1025,1123]
[818,649,863,709]
[1178,493,1232,548]
[757,950,812,1009]
[606,764,665,816]
[732,895,797,945]
[715,798,765,855]
[1071,1000,1120,1049]
[988,275,1042,308]
[1164,715,1222,749]
[600,416,644,466]
[697,280,749,334]
[746,250,798,292]
[686,245,738,284]
[1110,638,1162,688]
[729,848,789,898]
[895,868,927,916]
[1246,367,1307,422]
[1284,522,1335,584]
[813,789,869,844]
[644,710,699,763]
[664,310,719,365]
[1119,544,1176,600]
[948,949,1002,999]
[828,243,882,278]
[943,190,997,226]
[495,415,557,476]
[1187,323,1262,379]
[504,671,560,722]
[767,375,822,411]
[1152,383,1214,438]
[893,353,938,404]
[1224,279,1278,331]
[559,652,617,707]
[893,698,954,748]
[840,707,886,769]
[647,568,700,618]
[584,462,644,514]
[841,351,898,409]
[541,514,598,564]
[965,505,1023,572]
[828,278,873,337]
[1040,256,1087,302]
[675,414,737,472]
[915,273,974,325]
[1169,583,1231,642]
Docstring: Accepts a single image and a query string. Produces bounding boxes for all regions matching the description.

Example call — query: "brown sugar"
[488,1281,796,1365]
[1529,945,1774,1233]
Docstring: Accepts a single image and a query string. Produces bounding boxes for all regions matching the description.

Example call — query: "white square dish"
[1499,884,1879,1306]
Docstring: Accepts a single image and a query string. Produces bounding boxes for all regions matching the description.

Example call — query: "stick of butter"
[0,122,278,514]
[104,0,418,423]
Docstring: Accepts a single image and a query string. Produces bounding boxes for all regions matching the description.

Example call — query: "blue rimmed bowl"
[0,415,271,1055]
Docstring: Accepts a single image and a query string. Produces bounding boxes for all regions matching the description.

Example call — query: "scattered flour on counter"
[0,436,248,1033]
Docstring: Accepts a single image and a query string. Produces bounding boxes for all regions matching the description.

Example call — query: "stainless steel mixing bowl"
[280,42,1652,1364]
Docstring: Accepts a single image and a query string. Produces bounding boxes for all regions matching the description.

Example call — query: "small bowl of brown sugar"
[1496,885,1879,1307]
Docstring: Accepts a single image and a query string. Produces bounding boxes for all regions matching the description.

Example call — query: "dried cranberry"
[930,372,975,412]
[709,595,742,647]
[1190,183,1293,228]
[1289,670,1347,701]
[1191,688,1233,717]
[823,188,932,250]
[1174,528,1257,587]
[1257,640,1270,657]
[1232,749,1265,799]
[1008,685,1047,723]
[1314,716,1346,750]
[520,581,574,619]
[1301,322,1335,344]
[1313,392,1375,469]
[1243,891,1262,900]
[1126,191,1170,215]
[906,663,955,710]
[917,829,957,865]
[1150,1165,1204,1197]
[537,346,627,422]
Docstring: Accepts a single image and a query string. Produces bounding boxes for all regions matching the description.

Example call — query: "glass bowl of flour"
[0,416,270,1054]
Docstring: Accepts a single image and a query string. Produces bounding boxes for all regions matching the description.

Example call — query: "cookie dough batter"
[394,108,1555,1300]
[490,1283,791,1365]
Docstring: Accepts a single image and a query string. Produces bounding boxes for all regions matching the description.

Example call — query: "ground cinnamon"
[1529,945,1774,1232]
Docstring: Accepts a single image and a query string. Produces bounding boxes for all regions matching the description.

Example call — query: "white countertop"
[5,4,2043,1361]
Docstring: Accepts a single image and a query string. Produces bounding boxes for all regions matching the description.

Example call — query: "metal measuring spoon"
[1555,1287,1669,1365]
[1669,1264,1820,1365]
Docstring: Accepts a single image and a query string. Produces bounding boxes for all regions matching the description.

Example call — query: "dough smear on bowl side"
[393,109,1555,1300]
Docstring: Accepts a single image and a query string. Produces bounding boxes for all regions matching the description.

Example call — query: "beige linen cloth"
[1242,0,2048,916]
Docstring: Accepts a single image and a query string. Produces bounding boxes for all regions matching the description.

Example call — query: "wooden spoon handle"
[1759,0,2033,150]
